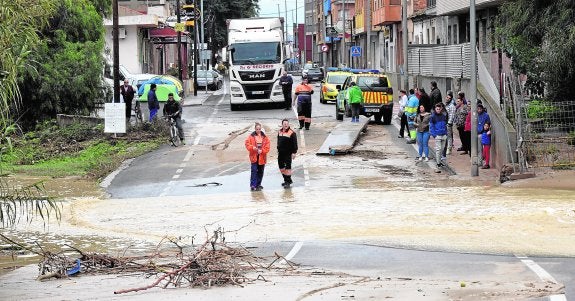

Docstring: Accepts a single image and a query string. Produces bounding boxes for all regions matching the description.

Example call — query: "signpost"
[350,46,362,57]
[321,44,329,52]
[325,26,338,38]
[104,103,126,134]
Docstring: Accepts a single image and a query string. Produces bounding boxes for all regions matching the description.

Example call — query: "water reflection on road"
[17,183,570,258]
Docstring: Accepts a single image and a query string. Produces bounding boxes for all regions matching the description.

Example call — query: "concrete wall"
[57,114,104,128]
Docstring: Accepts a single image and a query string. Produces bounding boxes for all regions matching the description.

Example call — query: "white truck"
[227,18,285,110]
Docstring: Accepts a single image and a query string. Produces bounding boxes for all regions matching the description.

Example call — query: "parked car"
[320,67,352,103]
[306,67,324,82]
[196,70,222,90]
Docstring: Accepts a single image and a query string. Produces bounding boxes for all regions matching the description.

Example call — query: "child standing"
[480,121,492,169]
[413,104,431,161]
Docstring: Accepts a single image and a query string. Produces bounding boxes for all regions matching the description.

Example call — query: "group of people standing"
[397,82,492,172]
[244,119,298,191]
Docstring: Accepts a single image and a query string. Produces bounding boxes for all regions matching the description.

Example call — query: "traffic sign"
[350,46,362,57]
[325,26,338,38]
[295,52,300,58]
[174,23,185,32]
[321,44,329,52]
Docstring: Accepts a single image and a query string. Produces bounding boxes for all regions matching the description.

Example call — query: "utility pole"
[193,0,199,96]
[341,0,346,67]
[284,0,288,44]
[112,0,120,103]
[201,0,205,69]
[402,0,408,90]
[311,0,315,63]
[303,0,307,63]
[470,0,478,176]
[176,0,183,82]
[366,0,371,69]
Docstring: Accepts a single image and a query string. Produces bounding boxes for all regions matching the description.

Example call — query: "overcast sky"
[257,0,303,34]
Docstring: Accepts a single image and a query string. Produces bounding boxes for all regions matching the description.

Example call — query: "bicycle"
[134,100,143,124]
[165,115,181,147]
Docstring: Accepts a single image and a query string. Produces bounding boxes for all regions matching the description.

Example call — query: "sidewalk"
[181,89,216,106]
[392,114,500,182]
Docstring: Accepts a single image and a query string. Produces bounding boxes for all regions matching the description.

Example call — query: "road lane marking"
[172,175,180,179]
[176,168,183,174]
[298,128,310,187]
[516,256,566,301]
[280,241,304,265]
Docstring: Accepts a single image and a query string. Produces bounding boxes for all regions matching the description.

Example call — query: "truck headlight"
[231,86,241,92]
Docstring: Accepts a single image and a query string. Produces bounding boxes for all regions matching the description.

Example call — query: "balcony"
[372,0,401,26]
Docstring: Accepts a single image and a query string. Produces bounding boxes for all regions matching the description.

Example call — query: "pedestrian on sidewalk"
[279,71,293,110]
[430,81,443,107]
[414,104,431,161]
[430,102,448,173]
[245,122,271,191]
[443,91,456,156]
[293,77,314,130]
[454,97,469,154]
[347,82,363,123]
[480,121,492,169]
[463,104,472,156]
[277,119,298,188]
[476,103,491,163]
[405,89,419,144]
[398,90,409,138]
[147,83,160,121]
[120,79,135,120]
[418,87,432,112]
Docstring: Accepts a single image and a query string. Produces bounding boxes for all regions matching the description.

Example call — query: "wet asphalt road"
[95,81,573,300]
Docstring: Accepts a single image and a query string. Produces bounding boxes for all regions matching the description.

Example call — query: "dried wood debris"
[2,228,297,295]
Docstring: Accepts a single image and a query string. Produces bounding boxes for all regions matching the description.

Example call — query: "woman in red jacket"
[245,122,271,191]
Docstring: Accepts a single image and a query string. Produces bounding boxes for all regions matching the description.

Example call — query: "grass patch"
[1,120,167,179]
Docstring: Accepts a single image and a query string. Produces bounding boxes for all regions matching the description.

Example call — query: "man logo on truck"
[248,74,265,79]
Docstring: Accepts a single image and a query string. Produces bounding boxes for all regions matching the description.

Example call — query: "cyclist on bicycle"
[163,93,185,144]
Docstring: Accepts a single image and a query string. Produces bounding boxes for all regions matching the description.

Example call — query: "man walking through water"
[293,77,314,130]
[279,71,293,110]
[277,119,298,188]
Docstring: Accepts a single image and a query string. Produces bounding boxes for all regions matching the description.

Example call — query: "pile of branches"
[5,227,296,294]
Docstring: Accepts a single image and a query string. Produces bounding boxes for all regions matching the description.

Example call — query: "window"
[448,26,452,44]
[427,0,436,8]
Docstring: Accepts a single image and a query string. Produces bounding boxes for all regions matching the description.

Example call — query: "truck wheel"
[336,104,343,121]
[230,103,240,111]
[383,109,393,125]
[374,113,383,124]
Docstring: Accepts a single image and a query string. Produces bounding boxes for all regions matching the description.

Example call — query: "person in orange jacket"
[245,122,271,191]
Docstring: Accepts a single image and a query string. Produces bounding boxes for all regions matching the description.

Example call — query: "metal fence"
[504,74,575,172]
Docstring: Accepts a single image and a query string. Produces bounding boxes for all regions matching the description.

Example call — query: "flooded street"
[2,92,574,300]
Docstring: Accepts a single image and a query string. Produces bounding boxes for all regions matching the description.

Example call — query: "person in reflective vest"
[245,122,271,191]
[277,119,298,188]
[405,88,420,143]
[293,77,314,130]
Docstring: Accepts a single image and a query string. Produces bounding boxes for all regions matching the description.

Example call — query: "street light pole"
[470,0,479,176]
[112,0,120,103]
[402,0,408,90]
[366,0,371,69]
[341,0,346,67]
[176,0,183,82]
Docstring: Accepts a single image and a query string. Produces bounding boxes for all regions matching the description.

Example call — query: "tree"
[496,0,575,102]
[16,0,111,129]
[203,0,259,60]
[0,0,55,132]
[0,0,62,227]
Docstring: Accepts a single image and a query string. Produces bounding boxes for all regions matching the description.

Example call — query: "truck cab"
[227,18,285,110]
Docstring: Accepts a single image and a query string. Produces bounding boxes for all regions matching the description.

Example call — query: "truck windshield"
[230,42,281,65]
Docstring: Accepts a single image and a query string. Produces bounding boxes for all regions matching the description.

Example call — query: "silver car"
[196,70,222,90]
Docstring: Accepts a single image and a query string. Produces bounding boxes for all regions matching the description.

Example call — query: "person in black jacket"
[120,79,136,119]
[279,71,293,110]
[162,93,185,144]
[430,81,443,107]
[418,87,432,112]
[277,118,298,188]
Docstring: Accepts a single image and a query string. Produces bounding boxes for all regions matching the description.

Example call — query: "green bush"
[527,99,555,120]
